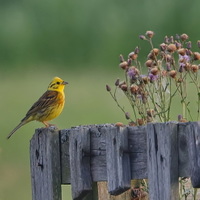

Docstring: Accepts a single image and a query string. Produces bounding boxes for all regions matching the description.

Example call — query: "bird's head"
[48,77,68,92]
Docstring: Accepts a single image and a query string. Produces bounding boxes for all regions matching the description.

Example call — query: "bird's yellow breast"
[36,91,65,122]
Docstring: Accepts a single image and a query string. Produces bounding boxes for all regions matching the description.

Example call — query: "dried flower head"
[197,40,200,48]
[128,121,136,126]
[115,78,120,86]
[145,59,154,68]
[146,31,154,38]
[167,44,177,52]
[130,85,139,94]
[139,35,146,40]
[141,75,149,84]
[180,33,189,41]
[178,48,186,56]
[160,43,167,51]
[127,66,139,79]
[147,109,155,117]
[115,122,124,127]
[119,61,128,70]
[183,63,191,71]
[164,36,169,44]
[134,46,140,54]
[119,81,126,87]
[137,118,145,126]
[119,54,125,63]
[169,36,174,43]
[152,48,159,56]
[169,70,177,78]
[148,52,156,60]
[120,84,128,91]
[193,52,200,60]
[191,65,199,73]
[186,41,192,49]
[150,67,159,75]
[175,41,182,49]
[106,84,111,92]
[129,52,138,60]
[149,73,158,82]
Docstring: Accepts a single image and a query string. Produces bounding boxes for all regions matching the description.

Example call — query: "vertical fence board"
[69,126,92,200]
[147,123,179,200]
[178,123,190,177]
[30,127,61,200]
[187,122,200,188]
[90,126,107,182]
[60,129,71,184]
[128,126,147,179]
[106,126,131,195]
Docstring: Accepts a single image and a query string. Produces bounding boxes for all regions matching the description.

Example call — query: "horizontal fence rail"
[30,122,200,200]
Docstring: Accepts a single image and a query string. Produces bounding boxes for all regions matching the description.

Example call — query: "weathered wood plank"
[30,127,61,200]
[90,125,107,182]
[178,123,190,177]
[60,129,71,184]
[69,126,92,200]
[60,124,148,184]
[147,122,179,200]
[187,122,200,188]
[106,126,131,195]
[30,123,197,200]
[128,126,147,179]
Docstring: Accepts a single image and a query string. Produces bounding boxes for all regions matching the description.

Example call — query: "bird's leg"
[42,121,57,128]
[42,121,50,127]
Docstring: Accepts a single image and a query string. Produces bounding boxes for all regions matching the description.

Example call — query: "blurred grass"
[1,0,200,70]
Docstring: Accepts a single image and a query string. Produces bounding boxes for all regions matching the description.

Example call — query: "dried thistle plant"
[106,31,200,126]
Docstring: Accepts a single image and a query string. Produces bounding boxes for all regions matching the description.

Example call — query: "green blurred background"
[0,0,200,199]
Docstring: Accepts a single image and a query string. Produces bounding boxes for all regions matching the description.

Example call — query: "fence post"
[147,122,179,200]
[187,122,200,187]
[69,126,93,200]
[30,127,61,200]
[105,126,131,195]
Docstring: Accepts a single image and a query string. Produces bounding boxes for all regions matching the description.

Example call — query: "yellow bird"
[7,77,68,139]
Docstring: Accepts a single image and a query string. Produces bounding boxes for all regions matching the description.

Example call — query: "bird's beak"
[62,81,68,85]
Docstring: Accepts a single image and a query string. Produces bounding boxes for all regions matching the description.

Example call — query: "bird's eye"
[56,82,60,85]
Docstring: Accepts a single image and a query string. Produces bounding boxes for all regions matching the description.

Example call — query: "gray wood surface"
[187,122,200,188]
[30,127,61,200]
[30,122,198,200]
[61,124,148,185]
[69,126,92,200]
[105,126,131,195]
[178,123,190,177]
[147,122,179,200]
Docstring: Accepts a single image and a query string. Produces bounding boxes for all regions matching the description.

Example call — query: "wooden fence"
[30,122,200,200]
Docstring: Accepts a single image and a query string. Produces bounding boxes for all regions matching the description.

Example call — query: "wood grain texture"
[187,122,200,188]
[69,126,92,200]
[30,127,61,200]
[61,124,148,185]
[30,122,195,200]
[178,123,190,177]
[147,122,179,200]
[105,126,131,195]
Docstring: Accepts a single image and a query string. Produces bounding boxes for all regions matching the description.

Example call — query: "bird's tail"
[7,121,27,139]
